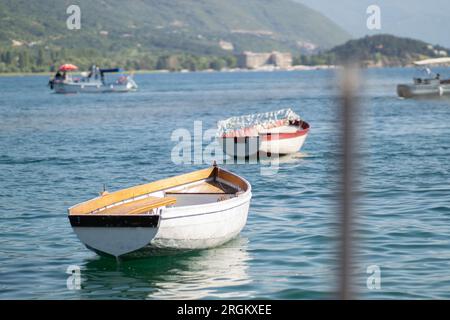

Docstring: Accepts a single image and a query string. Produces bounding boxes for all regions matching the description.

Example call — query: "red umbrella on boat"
[58,64,78,72]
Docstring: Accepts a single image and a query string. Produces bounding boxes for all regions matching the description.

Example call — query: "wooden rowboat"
[68,165,251,257]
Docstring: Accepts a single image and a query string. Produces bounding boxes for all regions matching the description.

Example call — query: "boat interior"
[68,166,248,216]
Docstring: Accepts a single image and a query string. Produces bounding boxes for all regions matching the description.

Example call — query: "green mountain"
[0,0,349,56]
[296,34,450,67]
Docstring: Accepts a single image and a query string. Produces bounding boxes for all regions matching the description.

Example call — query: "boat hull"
[397,83,449,98]
[53,81,137,94]
[151,192,251,250]
[70,195,251,257]
[69,215,160,257]
[260,133,308,155]
[218,121,310,158]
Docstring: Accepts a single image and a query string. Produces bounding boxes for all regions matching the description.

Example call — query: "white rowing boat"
[68,165,251,257]
[217,108,310,158]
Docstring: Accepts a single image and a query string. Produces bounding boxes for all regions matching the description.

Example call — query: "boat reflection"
[77,237,252,299]
[224,151,309,166]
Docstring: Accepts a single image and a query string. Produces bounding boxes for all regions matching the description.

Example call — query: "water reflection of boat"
[217,109,310,158]
[78,237,252,299]
[397,58,450,98]
[48,64,138,94]
[68,165,252,258]
[259,151,309,165]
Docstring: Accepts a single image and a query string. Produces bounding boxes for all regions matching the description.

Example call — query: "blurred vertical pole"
[338,65,359,300]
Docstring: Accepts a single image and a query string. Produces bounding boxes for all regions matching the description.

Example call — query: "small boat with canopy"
[68,165,251,257]
[49,64,138,93]
[397,57,450,98]
[217,108,310,158]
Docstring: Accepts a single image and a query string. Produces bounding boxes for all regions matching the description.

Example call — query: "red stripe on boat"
[261,129,308,141]
[222,121,310,140]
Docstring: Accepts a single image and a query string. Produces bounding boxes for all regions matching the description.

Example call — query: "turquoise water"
[0,69,449,299]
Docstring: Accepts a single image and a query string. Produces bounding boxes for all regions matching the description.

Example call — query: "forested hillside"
[0,0,350,72]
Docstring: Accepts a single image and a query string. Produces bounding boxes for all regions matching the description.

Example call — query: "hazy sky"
[295,0,450,47]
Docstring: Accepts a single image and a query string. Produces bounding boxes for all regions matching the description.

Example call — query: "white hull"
[397,79,450,98]
[260,134,308,155]
[397,84,450,98]
[73,227,159,257]
[218,122,310,158]
[72,194,250,256]
[53,80,137,94]
[219,133,308,158]
[152,193,251,250]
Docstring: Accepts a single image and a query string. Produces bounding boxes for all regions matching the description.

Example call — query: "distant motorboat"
[217,108,310,158]
[49,64,138,94]
[397,57,450,98]
[68,165,251,257]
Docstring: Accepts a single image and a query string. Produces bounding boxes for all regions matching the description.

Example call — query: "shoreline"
[0,64,417,77]
[0,67,332,77]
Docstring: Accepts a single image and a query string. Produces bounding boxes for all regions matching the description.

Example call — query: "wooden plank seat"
[94,196,177,215]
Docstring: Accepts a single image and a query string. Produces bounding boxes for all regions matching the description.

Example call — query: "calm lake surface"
[0,69,449,299]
